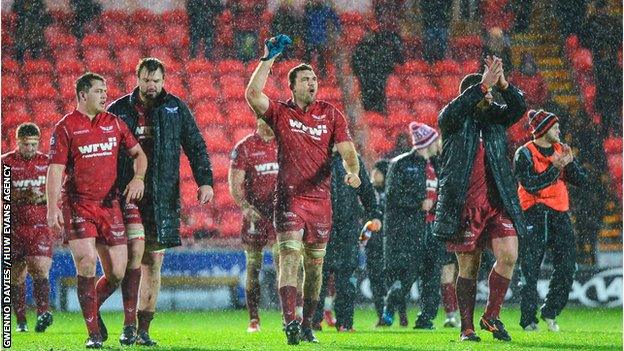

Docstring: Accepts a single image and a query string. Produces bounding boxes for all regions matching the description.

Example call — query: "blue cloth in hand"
[262,34,292,61]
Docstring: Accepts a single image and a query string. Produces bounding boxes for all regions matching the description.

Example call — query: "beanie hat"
[528,109,559,138]
[409,122,439,149]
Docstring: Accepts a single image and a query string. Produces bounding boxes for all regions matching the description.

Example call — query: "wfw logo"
[135,126,154,138]
[13,175,46,188]
[254,162,279,175]
[78,137,117,158]
[289,119,327,140]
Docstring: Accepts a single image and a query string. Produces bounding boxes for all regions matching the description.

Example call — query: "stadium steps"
[599,201,623,252]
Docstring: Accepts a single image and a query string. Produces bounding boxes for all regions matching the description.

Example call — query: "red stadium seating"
[368,127,394,154]
[161,9,188,26]
[189,76,220,102]
[412,101,439,127]
[56,58,85,75]
[431,59,462,76]
[203,127,232,153]
[210,153,231,181]
[162,24,189,49]
[218,210,243,237]
[81,34,110,49]
[85,58,117,75]
[58,75,77,100]
[213,183,235,208]
[31,100,60,126]
[317,86,342,101]
[101,10,129,26]
[363,111,386,128]
[450,35,483,61]
[2,75,25,99]
[186,58,215,76]
[83,47,112,63]
[219,74,247,100]
[2,112,29,129]
[436,75,462,102]
[25,75,57,100]
[22,59,54,75]
[110,33,140,50]
[193,102,224,126]
[461,59,481,75]
[571,48,593,73]
[224,101,256,127]
[2,100,29,115]
[1,58,20,74]
[216,59,245,75]
[396,60,430,76]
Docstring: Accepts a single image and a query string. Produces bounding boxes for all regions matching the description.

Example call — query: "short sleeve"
[49,124,70,165]
[261,98,279,129]
[116,117,138,150]
[230,141,247,170]
[332,107,352,144]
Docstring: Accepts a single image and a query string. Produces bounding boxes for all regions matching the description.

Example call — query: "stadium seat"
[81,34,110,49]
[56,58,85,75]
[31,100,60,126]
[26,76,57,100]
[461,59,481,75]
[386,75,407,100]
[343,25,367,46]
[387,113,415,129]
[193,102,224,127]
[431,59,462,76]
[340,12,365,26]
[363,111,386,128]
[204,127,232,153]
[368,127,394,154]
[22,59,54,75]
[189,76,220,102]
[186,58,215,76]
[224,101,257,127]
[209,153,231,181]
[2,75,25,99]
[84,58,117,75]
[412,102,440,127]
[565,35,579,54]
[572,48,593,73]
[2,112,29,129]
[1,58,20,74]
[110,33,140,50]
[387,100,411,116]
[180,181,198,209]
[216,59,245,75]
[219,74,247,100]
[45,26,77,50]
[161,9,188,26]
[185,206,218,236]
[147,47,181,69]
[436,75,462,102]
[162,24,189,50]
[163,74,188,100]
[83,47,112,63]
[604,137,623,154]
[450,35,483,61]
[116,48,144,74]
[272,59,300,78]
[58,75,77,100]
[396,60,430,76]
[213,183,235,209]
[218,210,242,238]
[101,10,128,26]
[2,100,29,116]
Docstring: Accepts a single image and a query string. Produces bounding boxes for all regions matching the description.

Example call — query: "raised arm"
[245,39,280,116]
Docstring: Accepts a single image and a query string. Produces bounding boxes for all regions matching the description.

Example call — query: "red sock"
[77,275,100,336]
[33,278,50,315]
[278,286,297,324]
[484,269,511,319]
[441,282,458,313]
[456,276,477,332]
[301,298,319,328]
[11,284,27,324]
[246,285,260,321]
[137,310,154,334]
[96,276,118,308]
[121,268,141,326]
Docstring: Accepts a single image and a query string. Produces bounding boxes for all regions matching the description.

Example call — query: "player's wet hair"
[288,63,314,90]
[136,57,165,78]
[75,72,105,100]
[16,122,40,139]
[460,73,483,94]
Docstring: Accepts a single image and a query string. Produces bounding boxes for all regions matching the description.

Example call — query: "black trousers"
[312,264,358,329]
[365,234,387,319]
[385,224,445,323]
[519,205,577,327]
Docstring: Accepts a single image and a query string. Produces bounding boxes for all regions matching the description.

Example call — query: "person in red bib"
[514,109,588,332]
[47,73,147,349]
[245,36,361,345]
[2,123,55,333]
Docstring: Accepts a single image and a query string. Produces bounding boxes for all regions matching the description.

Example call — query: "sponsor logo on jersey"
[13,175,46,188]
[502,222,515,230]
[288,119,327,141]
[37,244,49,251]
[100,125,114,133]
[251,151,266,156]
[35,165,47,172]
[165,106,179,114]
[311,114,326,120]
[71,216,85,224]
[426,178,438,190]
[73,129,90,135]
[317,229,330,237]
[111,230,125,237]
[135,126,154,139]
[463,230,474,238]
[78,137,117,158]
[254,162,279,175]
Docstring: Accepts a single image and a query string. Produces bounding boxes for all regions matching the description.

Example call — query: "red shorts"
[62,199,127,246]
[446,202,517,253]
[241,217,276,249]
[274,196,332,245]
[12,224,55,261]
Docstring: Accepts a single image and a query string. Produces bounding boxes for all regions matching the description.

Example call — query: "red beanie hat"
[528,109,559,138]
[409,122,439,149]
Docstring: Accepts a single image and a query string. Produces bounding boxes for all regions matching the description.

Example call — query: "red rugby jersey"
[262,98,351,199]
[49,110,138,202]
[1,151,48,226]
[230,133,278,217]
